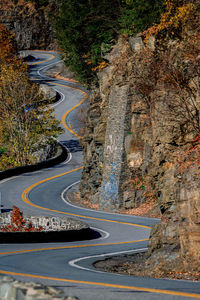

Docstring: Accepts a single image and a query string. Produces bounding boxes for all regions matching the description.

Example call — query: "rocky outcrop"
[80,37,133,208]
[0,0,57,50]
[0,275,79,300]
[80,14,200,273]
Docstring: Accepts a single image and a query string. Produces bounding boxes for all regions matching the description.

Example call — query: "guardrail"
[0,142,68,181]
[0,227,100,243]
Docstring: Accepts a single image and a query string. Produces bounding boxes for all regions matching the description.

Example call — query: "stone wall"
[0,212,87,231]
[0,275,78,300]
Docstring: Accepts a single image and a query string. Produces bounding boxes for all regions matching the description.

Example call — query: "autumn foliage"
[0,24,16,62]
[1,206,43,232]
[144,0,197,41]
[0,24,63,170]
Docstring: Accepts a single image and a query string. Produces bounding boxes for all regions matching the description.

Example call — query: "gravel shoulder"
[94,252,200,282]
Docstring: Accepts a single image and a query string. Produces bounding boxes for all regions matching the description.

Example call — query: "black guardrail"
[0,143,68,181]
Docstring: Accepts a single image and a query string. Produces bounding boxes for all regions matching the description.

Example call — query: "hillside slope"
[80,1,200,277]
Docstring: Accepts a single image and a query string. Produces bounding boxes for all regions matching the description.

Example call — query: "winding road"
[0,51,200,300]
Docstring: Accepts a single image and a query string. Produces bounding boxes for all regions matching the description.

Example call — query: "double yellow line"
[53,82,88,139]
[25,51,55,65]
[0,270,199,299]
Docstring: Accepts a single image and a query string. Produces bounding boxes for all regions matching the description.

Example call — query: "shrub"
[1,206,43,232]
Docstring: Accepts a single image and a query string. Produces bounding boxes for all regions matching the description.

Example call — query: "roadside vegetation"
[0,24,63,170]
[1,206,43,232]
[53,0,165,82]
[22,0,164,82]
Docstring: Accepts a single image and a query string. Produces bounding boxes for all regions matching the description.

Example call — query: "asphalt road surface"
[0,51,199,300]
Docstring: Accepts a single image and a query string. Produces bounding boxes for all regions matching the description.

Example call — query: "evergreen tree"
[54,0,164,82]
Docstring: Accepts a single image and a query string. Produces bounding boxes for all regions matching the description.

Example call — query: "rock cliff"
[80,10,200,274]
[0,0,57,50]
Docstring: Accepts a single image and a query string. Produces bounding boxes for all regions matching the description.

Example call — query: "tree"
[0,62,63,169]
[54,0,122,82]
[119,0,164,35]
[53,0,164,82]
[0,23,16,63]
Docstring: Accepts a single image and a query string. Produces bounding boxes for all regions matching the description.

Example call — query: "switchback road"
[0,51,199,300]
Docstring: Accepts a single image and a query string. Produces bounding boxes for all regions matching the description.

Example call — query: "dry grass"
[69,190,160,217]
[122,200,160,218]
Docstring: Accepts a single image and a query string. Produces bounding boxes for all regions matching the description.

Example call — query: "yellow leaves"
[144,0,196,43]
[82,54,93,65]
[83,53,109,73]
[0,54,63,169]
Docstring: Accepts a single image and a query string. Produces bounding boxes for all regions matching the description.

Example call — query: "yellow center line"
[25,52,56,65]
[22,77,150,229]
[0,239,148,256]
[4,52,187,298]
[0,270,199,298]
[1,51,199,300]
[22,178,150,228]
[50,81,88,139]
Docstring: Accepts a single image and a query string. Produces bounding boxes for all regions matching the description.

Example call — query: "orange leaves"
[0,41,63,169]
[177,143,200,175]
[1,206,43,232]
[91,61,108,72]
[0,24,26,77]
[144,0,196,42]
[82,53,109,72]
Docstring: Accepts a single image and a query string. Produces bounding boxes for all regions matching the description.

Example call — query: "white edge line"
[61,182,159,222]
[59,143,72,166]
[35,55,72,165]
[0,176,21,185]
[0,55,71,186]
[51,88,65,108]
[68,248,148,274]
[37,59,62,79]
[2,52,155,283]
[35,53,159,222]
[90,227,110,241]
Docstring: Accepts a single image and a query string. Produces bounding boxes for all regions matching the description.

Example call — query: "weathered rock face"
[0,0,57,50]
[80,19,200,271]
[80,37,133,208]
[0,275,79,299]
